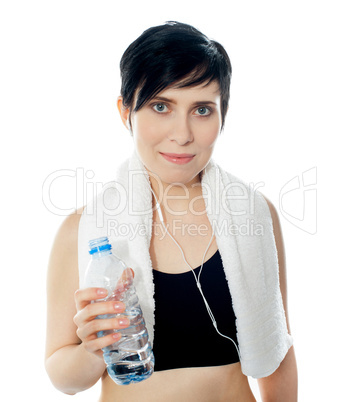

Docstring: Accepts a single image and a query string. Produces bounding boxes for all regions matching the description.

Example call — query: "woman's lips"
[160,152,195,165]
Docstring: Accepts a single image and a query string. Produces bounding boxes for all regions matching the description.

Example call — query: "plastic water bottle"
[83,236,154,385]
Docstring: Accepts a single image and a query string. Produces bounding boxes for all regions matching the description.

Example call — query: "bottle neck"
[91,249,112,259]
[88,236,112,258]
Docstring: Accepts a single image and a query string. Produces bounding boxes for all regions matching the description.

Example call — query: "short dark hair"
[120,21,232,129]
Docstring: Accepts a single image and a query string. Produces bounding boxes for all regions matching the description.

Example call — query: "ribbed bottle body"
[84,237,154,385]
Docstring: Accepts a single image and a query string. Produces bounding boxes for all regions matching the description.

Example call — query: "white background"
[1,1,357,400]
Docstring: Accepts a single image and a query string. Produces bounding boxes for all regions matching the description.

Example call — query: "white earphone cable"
[150,185,240,359]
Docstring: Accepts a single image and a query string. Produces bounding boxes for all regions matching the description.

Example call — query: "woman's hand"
[45,210,135,394]
[73,286,130,359]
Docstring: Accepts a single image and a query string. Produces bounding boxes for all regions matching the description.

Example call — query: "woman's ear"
[117,96,131,130]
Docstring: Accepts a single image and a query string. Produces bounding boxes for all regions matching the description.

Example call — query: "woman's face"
[118,80,222,188]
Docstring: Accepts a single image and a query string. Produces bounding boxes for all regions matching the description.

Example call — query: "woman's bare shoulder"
[62,206,86,231]
[48,206,86,276]
[56,206,85,243]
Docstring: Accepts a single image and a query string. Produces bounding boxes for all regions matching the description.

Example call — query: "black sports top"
[152,249,240,371]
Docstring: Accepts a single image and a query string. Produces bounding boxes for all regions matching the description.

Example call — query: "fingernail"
[118,318,130,326]
[97,289,107,296]
[114,302,124,310]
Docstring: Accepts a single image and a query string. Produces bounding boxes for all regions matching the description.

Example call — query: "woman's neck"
[149,174,204,218]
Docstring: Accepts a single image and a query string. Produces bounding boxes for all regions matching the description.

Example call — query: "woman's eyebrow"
[191,100,218,107]
[151,96,218,106]
[151,96,175,104]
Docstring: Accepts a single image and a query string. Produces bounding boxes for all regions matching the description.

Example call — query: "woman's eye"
[153,103,168,113]
[194,107,211,116]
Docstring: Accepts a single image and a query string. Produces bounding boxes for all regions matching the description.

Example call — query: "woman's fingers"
[73,299,126,328]
[74,287,108,311]
[78,315,130,340]
[85,331,122,354]
[72,279,134,356]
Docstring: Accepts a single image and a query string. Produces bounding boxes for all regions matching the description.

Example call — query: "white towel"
[78,149,293,378]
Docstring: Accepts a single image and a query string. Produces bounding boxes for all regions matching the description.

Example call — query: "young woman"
[45,21,298,401]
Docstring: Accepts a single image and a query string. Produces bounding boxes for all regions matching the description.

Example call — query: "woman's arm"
[257,197,298,402]
[45,208,129,395]
[44,208,106,394]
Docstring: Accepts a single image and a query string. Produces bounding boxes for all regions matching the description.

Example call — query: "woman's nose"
[167,114,193,145]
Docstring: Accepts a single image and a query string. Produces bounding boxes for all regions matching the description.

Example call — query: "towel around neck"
[78,149,293,378]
